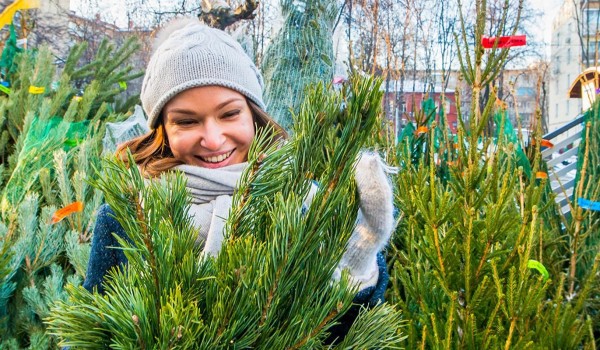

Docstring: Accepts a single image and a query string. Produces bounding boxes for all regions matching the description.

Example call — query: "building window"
[586,9,600,34]
[588,41,599,62]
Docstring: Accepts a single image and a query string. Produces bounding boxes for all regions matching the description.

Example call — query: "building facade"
[384,78,459,135]
[549,0,600,133]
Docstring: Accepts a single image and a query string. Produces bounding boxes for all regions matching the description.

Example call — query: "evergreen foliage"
[385,0,600,348]
[389,119,598,348]
[0,38,142,212]
[0,38,142,348]
[48,76,404,348]
[567,100,600,333]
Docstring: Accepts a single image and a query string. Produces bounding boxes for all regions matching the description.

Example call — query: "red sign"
[481,35,526,49]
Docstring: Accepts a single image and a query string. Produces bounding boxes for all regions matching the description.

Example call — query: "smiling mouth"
[198,150,234,163]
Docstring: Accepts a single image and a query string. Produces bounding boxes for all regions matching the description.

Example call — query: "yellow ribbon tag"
[118,81,127,90]
[28,85,45,94]
[72,96,82,102]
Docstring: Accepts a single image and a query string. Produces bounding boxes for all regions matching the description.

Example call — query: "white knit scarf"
[175,162,247,255]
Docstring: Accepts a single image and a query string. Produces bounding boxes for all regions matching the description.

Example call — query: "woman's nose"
[200,121,226,150]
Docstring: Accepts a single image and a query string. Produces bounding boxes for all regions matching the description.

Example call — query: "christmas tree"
[261,0,337,132]
[0,37,142,349]
[385,0,599,347]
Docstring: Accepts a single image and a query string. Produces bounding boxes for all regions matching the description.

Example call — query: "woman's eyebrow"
[216,97,245,109]
[166,108,197,116]
[166,98,245,116]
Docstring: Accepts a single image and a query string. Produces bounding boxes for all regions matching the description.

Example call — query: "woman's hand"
[334,151,397,291]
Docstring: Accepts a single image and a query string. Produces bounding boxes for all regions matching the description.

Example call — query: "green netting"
[398,121,415,145]
[0,25,22,81]
[0,116,88,213]
[396,98,451,169]
[261,0,337,132]
[421,97,436,121]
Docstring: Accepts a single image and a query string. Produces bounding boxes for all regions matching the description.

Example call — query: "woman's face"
[163,86,255,169]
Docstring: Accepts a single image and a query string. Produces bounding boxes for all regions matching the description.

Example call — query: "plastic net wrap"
[1,116,88,213]
[102,105,149,155]
[261,0,338,132]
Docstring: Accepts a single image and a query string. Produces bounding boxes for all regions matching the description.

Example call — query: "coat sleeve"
[82,204,129,294]
[324,252,389,344]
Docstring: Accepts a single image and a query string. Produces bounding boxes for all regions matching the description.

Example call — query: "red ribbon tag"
[481,35,526,49]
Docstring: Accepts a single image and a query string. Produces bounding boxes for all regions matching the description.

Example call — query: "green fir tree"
[386,0,599,348]
[0,37,142,349]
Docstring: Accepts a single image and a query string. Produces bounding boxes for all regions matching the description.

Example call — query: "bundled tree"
[0,38,142,348]
[261,0,338,132]
[386,0,599,348]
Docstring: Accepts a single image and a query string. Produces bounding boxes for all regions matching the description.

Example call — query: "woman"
[83,17,394,338]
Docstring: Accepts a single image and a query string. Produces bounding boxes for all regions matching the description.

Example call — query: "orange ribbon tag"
[540,139,554,148]
[495,98,507,109]
[535,172,548,179]
[532,139,554,148]
[51,202,84,224]
[415,126,428,135]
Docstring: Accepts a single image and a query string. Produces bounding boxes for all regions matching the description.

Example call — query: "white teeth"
[202,151,232,163]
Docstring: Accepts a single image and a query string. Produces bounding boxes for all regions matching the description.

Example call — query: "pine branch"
[134,190,161,327]
[289,306,340,350]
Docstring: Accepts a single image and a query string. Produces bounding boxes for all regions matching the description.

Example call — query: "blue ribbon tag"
[578,198,600,211]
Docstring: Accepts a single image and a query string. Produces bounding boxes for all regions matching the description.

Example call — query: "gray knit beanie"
[141,17,266,129]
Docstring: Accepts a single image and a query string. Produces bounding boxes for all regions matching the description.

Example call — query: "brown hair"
[116,100,288,177]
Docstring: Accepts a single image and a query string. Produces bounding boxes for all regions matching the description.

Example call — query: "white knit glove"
[333,151,396,290]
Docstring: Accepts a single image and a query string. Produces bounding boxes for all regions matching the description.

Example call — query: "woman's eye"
[222,110,240,118]
[175,119,196,126]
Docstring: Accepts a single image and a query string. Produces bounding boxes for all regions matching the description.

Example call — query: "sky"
[530,0,565,57]
[72,0,566,59]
